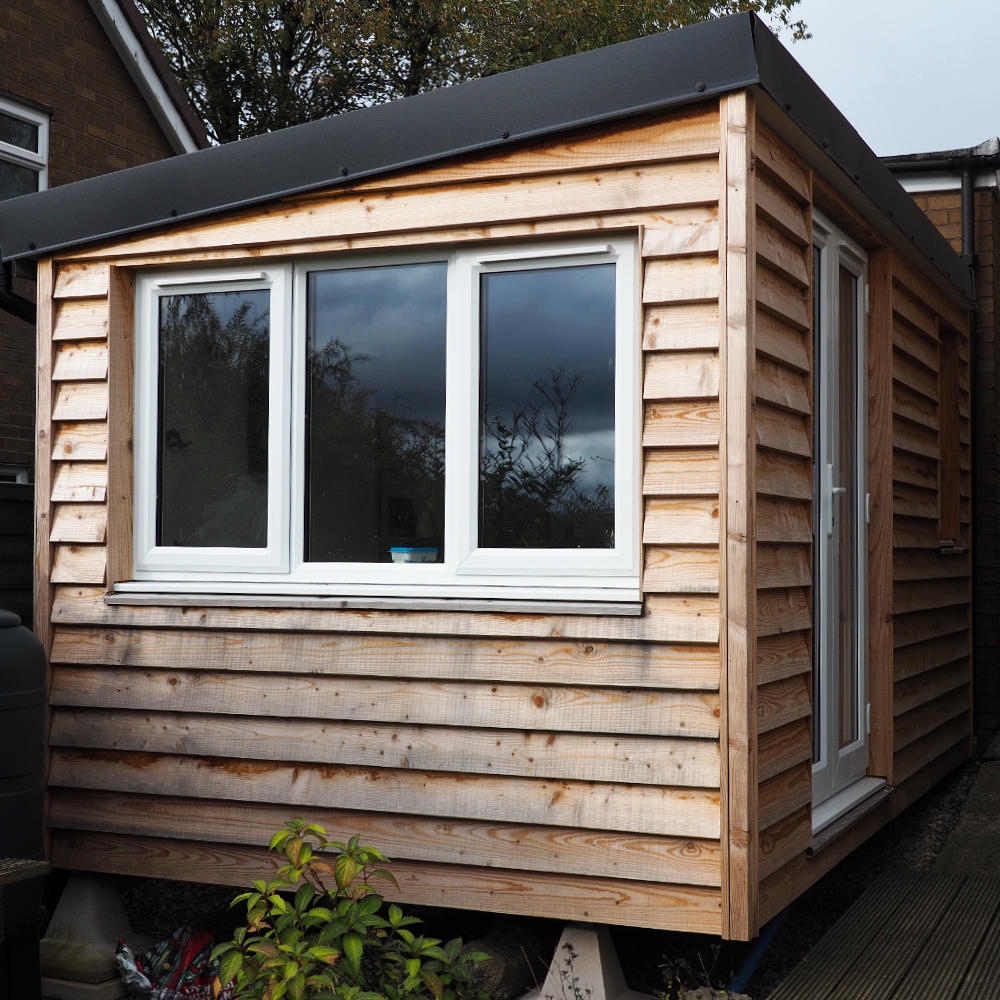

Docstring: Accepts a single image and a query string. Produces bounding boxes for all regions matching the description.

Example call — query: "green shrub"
[211,820,488,1000]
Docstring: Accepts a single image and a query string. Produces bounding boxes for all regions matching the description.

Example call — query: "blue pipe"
[728,908,789,995]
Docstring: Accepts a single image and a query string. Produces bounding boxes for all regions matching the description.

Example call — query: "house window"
[132,238,640,600]
[0,96,48,200]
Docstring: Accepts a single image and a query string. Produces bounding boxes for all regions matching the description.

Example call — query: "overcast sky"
[768,0,999,157]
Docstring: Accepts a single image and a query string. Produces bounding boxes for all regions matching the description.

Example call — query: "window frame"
[129,236,640,602]
[0,95,49,195]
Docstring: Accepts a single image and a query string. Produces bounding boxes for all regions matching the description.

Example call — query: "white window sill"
[105,587,644,617]
[811,776,889,844]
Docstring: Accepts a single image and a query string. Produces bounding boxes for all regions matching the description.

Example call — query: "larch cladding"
[38,105,732,934]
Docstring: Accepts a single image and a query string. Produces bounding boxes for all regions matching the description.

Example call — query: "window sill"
[105,589,644,618]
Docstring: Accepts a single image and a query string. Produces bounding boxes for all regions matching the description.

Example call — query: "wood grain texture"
[48,626,721,689]
[48,790,723,886]
[49,830,724,933]
[53,265,110,301]
[51,464,107,503]
[50,545,106,585]
[50,505,108,544]
[48,666,724,738]
[642,401,719,447]
[642,303,721,351]
[52,423,108,462]
[642,449,720,496]
[52,342,109,381]
[48,750,723,838]
[52,382,108,422]
[643,351,720,400]
[642,498,721,545]
[642,546,720,595]
[643,258,720,305]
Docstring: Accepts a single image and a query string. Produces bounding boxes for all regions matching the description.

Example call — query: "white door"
[812,217,871,827]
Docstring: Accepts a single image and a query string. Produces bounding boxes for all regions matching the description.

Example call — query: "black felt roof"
[0,12,972,301]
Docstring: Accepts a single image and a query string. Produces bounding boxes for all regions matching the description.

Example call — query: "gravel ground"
[115,752,983,1000]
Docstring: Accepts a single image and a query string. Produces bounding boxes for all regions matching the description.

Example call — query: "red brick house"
[0,0,206,623]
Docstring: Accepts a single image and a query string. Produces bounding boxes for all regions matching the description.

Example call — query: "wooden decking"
[768,869,1000,999]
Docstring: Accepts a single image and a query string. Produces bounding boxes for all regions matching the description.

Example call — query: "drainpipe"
[0,260,36,324]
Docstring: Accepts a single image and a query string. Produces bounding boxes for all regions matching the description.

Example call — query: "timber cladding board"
[49,831,723,933]
[48,791,723,887]
[48,749,722,840]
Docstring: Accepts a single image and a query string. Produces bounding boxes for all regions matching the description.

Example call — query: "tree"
[136,0,807,143]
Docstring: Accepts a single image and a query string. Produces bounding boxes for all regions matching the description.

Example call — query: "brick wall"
[909,186,1000,737]
[0,0,181,475]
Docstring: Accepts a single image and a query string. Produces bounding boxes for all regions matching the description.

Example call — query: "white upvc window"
[0,96,48,199]
[130,237,640,601]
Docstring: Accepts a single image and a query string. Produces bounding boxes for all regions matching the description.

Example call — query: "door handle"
[825,463,847,537]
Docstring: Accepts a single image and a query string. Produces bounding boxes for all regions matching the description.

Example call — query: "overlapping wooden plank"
[642,210,719,258]
[754,170,808,245]
[643,546,719,595]
[757,761,811,830]
[756,264,810,330]
[755,127,810,203]
[893,419,939,460]
[53,265,110,301]
[894,716,969,785]
[52,342,109,381]
[47,790,724,886]
[893,382,938,430]
[50,504,107,544]
[893,607,969,650]
[755,309,809,373]
[894,549,971,582]
[756,217,808,287]
[894,578,969,615]
[643,351,720,400]
[52,382,108,422]
[642,257,720,305]
[894,685,970,751]
[642,303,721,351]
[50,666,723,737]
[642,448,720,495]
[52,422,108,462]
[894,660,970,717]
[52,585,720,644]
[755,450,811,500]
[50,709,721,788]
[892,482,938,520]
[756,588,811,638]
[758,720,811,784]
[50,545,105,585]
[892,282,938,341]
[48,750,723,839]
[756,497,811,544]
[893,450,938,489]
[51,626,722,689]
[51,464,107,502]
[893,316,937,370]
[894,630,970,682]
[642,497,721,545]
[755,405,810,457]
[757,674,810,734]
[756,631,811,686]
[757,807,811,882]
[893,514,941,549]
[49,830,724,933]
[642,401,719,447]
[893,347,937,400]
[755,356,810,414]
[756,544,810,590]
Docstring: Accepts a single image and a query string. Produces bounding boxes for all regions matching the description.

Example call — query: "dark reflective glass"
[306,263,446,563]
[480,263,615,549]
[0,161,38,200]
[0,111,39,152]
[157,289,270,548]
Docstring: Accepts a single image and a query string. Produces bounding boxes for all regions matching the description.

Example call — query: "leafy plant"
[211,820,488,1000]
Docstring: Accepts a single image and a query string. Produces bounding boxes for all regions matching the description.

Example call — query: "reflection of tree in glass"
[480,367,613,549]
[307,337,445,561]
[158,290,269,547]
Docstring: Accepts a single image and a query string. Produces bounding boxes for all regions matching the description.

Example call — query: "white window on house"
[0,96,48,200]
[130,238,640,601]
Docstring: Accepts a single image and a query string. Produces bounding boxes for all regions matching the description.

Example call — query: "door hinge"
[865,492,871,524]
[864,283,871,315]
[866,702,872,736]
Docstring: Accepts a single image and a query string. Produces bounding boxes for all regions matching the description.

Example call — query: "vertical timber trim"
[34,258,55,656]
[867,249,894,781]
[107,266,134,587]
[34,257,55,861]
[720,91,757,939]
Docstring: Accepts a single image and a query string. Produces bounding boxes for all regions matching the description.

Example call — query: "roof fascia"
[85,0,208,154]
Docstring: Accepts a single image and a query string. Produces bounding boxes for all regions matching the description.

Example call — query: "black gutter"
[0,261,36,324]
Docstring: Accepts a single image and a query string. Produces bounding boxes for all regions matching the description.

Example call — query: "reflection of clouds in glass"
[309,263,447,421]
[482,265,615,436]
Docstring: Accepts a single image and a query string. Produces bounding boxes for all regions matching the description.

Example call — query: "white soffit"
[85,0,201,154]
[897,170,999,193]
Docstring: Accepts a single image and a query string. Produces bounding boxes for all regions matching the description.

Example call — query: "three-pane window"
[133,239,639,600]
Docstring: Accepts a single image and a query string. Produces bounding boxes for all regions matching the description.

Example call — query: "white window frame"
[133,266,292,576]
[0,95,48,193]
[128,236,640,602]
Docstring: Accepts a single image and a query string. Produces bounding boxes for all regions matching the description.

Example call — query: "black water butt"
[0,609,47,1000]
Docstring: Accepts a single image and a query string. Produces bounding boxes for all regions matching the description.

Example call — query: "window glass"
[0,111,38,152]
[157,289,270,547]
[306,263,447,563]
[0,160,38,199]
[479,263,616,549]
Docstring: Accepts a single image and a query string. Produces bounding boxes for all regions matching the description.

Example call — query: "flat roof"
[0,12,973,301]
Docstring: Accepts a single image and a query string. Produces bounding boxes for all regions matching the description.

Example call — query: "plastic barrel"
[0,609,46,861]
